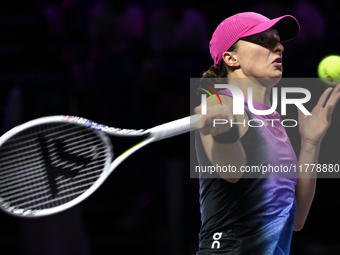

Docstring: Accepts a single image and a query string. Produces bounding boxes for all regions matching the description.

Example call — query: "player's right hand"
[194,104,233,137]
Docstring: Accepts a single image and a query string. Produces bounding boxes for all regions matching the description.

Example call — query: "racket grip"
[149,114,202,141]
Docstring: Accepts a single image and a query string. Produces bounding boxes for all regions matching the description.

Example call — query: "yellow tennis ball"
[318,55,340,85]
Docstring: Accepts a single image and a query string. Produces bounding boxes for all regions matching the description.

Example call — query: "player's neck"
[228,77,273,106]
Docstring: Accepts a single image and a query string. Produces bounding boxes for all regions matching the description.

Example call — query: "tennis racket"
[0,114,201,218]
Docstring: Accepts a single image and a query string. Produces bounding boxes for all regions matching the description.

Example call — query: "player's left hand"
[298,84,340,146]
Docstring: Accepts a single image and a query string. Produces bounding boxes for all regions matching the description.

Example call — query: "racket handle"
[149,114,201,141]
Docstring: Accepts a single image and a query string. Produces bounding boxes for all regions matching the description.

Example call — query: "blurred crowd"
[1,0,340,254]
[2,0,340,129]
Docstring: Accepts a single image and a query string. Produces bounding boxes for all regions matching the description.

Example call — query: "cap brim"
[241,15,300,42]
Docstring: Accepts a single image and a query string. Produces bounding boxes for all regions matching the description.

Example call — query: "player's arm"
[194,95,248,182]
[294,143,318,231]
[294,84,340,231]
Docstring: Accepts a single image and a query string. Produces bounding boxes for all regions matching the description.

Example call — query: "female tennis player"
[194,12,340,254]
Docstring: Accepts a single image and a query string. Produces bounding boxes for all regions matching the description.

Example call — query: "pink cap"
[210,12,300,68]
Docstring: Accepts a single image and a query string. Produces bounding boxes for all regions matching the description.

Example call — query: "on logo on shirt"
[211,232,223,249]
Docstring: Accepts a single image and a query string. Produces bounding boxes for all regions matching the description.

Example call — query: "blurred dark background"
[0,0,340,254]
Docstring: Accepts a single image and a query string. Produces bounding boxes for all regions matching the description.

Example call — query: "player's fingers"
[317,87,333,107]
[195,105,232,135]
[326,104,335,123]
[195,114,207,131]
[194,106,201,114]
[326,84,340,106]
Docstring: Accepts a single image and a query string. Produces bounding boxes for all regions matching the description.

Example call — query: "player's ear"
[222,51,240,68]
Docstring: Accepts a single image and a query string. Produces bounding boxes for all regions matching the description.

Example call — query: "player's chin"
[261,74,281,87]
[271,70,283,79]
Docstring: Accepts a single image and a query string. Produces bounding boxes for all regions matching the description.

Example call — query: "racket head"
[0,116,113,217]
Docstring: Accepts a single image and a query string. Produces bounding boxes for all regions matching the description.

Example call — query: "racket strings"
[0,122,111,212]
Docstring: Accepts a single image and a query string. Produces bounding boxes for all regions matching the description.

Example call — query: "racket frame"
[0,114,199,217]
